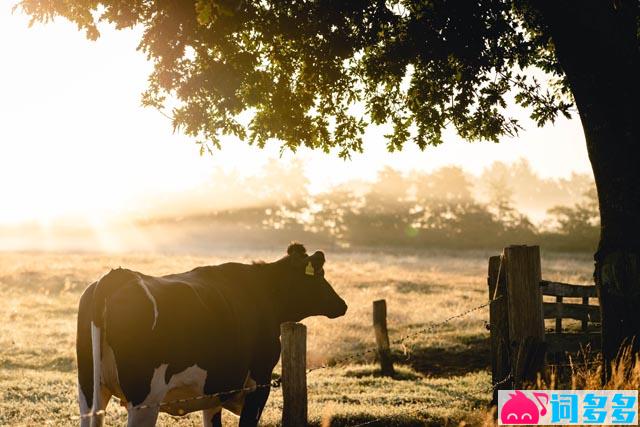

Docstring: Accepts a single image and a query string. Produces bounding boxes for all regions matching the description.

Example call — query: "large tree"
[19,0,640,375]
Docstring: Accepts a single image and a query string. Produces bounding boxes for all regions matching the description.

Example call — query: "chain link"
[307,296,502,374]
[491,372,513,391]
[79,378,282,419]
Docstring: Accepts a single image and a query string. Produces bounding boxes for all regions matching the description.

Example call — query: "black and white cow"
[76,243,347,427]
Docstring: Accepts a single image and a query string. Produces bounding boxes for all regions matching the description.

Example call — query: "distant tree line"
[145,160,598,252]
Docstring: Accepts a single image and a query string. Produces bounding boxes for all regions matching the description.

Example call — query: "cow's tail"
[89,320,102,427]
[89,268,136,425]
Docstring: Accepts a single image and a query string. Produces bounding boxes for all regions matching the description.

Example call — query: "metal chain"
[79,379,281,419]
[491,372,513,391]
[393,296,501,346]
[307,296,502,374]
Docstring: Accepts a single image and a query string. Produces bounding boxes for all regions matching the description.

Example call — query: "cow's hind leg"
[78,382,92,427]
[126,406,160,427]
[79,384,111,427]
[77,283,112,427]
[202,408,222,427]
[238,386,270,427]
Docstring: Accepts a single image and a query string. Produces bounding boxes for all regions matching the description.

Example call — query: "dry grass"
[0,248,605,426]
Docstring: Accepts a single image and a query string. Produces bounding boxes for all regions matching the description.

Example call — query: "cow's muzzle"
[327,300,348,319]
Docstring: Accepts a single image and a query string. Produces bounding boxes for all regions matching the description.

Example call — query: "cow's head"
[273,243,347,322]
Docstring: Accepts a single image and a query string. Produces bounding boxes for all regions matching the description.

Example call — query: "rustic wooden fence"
[278,244,601,424]
[487,245,601,401]
[540,279,601,354]
[279,301,398,425]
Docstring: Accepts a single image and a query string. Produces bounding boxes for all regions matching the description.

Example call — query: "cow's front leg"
[126,406,160,427]
[238,384,270,427]
[202,408,222,427]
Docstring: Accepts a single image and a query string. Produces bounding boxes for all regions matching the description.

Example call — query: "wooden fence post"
[373,299,395,376]
[581,296,589,332]
[281,322,307,427]
[503,245,546,388]
[555,296,563,333]
[488,255,511,404]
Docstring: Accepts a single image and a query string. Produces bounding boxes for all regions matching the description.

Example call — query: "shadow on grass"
[353,280,450,295]
[307,413,463,426]
[0,355,76,372]
[342,366,422,381]
[324,333,491,379]
[0,271,87,293]
[399,335,490,378]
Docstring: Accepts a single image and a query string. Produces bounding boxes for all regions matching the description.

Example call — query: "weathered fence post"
[488,254,511,404]
[581,296,589,332]
[503,245,546,388]
[281,322,307,427]
[373,299,395,376]
[491,246,602,393]
[555,296,563,333]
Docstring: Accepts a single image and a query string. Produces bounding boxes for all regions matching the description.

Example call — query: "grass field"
[0,248,596,426]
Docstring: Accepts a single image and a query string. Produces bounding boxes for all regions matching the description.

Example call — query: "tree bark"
[532,0,640,380]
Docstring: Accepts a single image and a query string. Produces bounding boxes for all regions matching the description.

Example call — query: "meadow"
[0,248,596,426]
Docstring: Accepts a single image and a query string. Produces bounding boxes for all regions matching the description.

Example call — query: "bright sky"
[0,2,593,225]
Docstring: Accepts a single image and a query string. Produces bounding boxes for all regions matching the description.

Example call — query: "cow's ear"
[309,251,325,273]
[287,242,307,257]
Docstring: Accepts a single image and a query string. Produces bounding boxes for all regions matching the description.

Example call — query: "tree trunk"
[532,0,640,380]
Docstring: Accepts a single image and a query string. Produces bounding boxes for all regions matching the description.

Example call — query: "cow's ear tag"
[305,262,315,276]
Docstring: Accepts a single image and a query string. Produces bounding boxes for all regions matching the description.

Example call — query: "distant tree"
[478,160,594,219]
[304,188,363,246]
[20,0,640,372]
[412,166,473,202]
[486,173,513,215]
[547,187,599,240]
[411,167,486,241]
[253,159,309,206]
[482,167,527,228]
[258,159,310,230]
[495,160,543,211]
[365,167,412,213]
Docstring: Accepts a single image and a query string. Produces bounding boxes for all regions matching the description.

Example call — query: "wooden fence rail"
[539,279,600,354]
[542,302,600,325]
[540,280,597,297]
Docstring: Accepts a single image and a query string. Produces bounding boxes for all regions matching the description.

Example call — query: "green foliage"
[18,0,577,156]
